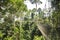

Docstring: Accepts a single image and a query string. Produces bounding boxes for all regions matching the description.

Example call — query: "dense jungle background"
[0,0,60,40]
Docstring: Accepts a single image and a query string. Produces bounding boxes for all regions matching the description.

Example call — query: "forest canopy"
[0,0,60,40]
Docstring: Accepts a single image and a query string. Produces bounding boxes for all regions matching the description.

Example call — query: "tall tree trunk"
[36,3,37,11]
[36,2,37,16]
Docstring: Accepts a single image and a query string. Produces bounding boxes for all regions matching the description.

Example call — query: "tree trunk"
[37,23,51,40]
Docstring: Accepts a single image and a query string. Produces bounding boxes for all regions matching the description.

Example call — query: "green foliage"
[33,36,45,40]
[1,0,60,40]
[0,31,4,38]
[51,0,60,27]
[0,0,27,40]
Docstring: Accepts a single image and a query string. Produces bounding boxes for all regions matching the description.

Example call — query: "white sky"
[24,0,51,10]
